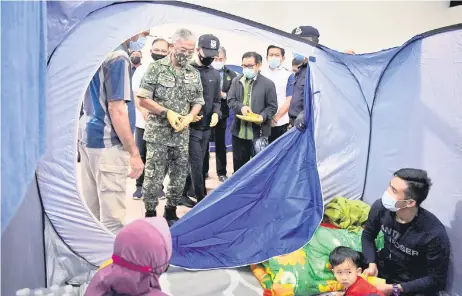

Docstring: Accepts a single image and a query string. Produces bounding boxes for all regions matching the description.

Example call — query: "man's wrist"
[160,109,168,118]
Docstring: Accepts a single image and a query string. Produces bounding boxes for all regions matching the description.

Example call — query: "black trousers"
[135,127,147,187]
[213,117,228,176]
[232,136,254,173]
[183,129,211,198]
[269,124,289,144]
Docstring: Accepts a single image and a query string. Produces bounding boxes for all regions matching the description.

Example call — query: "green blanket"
[324,197,371,232]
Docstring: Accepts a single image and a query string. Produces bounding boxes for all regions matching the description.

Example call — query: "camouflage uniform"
[137,55,204,211]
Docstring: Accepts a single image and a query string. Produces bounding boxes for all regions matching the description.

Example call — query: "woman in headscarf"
[85,217,172,296]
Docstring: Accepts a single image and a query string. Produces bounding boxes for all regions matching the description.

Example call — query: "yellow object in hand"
[166,110,184,132]
[237,112,263,124]
[179,114,195,129]
[210,113,219,127]
[359,274,386,286]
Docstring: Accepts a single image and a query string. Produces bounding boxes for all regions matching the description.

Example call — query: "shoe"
[159,190,166,200]
[218,175,228,182]
[145,210,156,217]
[163,206,179,227]
[196,196,205,203]
[133,186,142,200]
[77,151,81,163]
[178,195,197,208]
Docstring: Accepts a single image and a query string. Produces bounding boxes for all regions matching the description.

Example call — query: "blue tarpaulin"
[1,0,47,232]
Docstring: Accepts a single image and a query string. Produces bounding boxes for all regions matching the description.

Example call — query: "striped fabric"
[79,50,135,148]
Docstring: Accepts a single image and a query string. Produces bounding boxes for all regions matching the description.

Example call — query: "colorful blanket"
[252,199,384,296]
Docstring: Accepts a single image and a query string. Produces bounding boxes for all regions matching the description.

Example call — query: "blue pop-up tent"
[2,1,462,295]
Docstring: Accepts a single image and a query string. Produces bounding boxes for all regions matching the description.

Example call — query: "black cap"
[292,26,320,38]
[198,34,220,58]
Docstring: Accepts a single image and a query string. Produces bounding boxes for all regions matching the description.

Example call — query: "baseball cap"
[292,26,320,38]
[198,34,220,58]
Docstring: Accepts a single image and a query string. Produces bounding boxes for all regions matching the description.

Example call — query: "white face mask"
[212,61,224,70]
[381,191,411,212]
[268,58,281,69]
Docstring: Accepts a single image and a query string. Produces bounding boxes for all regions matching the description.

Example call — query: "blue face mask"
[129,35,146,52]
[243,68,257,79]
[293,53,305,63]
[381,191,413,212]
[268,58,281,69]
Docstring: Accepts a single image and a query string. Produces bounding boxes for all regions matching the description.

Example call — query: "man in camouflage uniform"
[137,28,204,226]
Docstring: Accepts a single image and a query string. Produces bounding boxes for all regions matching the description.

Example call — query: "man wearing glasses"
[131,37,170,201]
[227,52,278,172]
[137,29,204,226]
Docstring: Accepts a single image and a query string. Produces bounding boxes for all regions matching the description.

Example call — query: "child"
[329,246,384,296]
[85,217,172,296]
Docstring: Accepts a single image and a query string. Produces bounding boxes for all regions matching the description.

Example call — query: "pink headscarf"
[85,218,172,296]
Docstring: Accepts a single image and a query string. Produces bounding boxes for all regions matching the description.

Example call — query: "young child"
[329,246,384,296]
[85,217,172,296]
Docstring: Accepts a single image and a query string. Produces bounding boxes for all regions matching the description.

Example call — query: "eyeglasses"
[241,64,256,69]
[152,48,169,54]
[175,47,195,55]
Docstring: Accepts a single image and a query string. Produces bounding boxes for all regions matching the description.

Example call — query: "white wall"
[179,0,461,53]
[135,1,461,71]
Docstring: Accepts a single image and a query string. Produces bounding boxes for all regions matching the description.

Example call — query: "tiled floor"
[123,152,233,224]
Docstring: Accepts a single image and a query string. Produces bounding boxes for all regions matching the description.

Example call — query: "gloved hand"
[166,110,184,132]
[294,112,306,131]
[180,114,195,129]
[210,113,219,127]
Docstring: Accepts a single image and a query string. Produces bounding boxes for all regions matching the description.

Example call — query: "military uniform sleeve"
[137,62,159,100]
[190,72,205,106]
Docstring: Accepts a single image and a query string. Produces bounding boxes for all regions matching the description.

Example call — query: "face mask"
[151,53,166,61]
[243,68,257,79]
[381,191,406,212]
[212,61,224,70]
[268,58,281,69]
[129,35,146,52]
[130,56,141,65]
[199,54,214,67]
[293,53,305,63]
[174,52,191,68]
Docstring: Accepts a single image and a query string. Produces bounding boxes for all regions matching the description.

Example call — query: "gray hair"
[219,46,227,57]
[171,28,196,44]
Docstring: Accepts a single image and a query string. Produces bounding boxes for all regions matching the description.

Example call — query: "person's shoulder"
[369,199,386,215]
[418,207,448,237]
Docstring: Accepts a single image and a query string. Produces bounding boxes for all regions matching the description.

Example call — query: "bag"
[252,136,269,156]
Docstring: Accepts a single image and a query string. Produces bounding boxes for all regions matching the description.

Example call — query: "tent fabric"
[38,1,327,268]
[1,0,47,232]
[36,1,462,293]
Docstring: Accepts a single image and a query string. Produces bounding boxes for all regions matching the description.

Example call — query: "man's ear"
[357,267,362,274]
[281,56,286,63]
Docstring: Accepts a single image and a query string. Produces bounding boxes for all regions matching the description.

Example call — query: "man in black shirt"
[179,34,222,207]
[362,168,450,296]
[288,25,319,131]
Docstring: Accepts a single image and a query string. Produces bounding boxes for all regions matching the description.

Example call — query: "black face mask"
[151,53,167,61]
[199,54,214,67]
[130,56,141,65]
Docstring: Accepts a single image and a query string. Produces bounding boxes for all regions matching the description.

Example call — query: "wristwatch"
[160,110,168,119]
[392,284,400,296]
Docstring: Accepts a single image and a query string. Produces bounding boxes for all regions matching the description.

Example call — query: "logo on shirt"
[294,27,302,35]
[211,40,217,49]
[381,225,419,256]
[226,76,231,81]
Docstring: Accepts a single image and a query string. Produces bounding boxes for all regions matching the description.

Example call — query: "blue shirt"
[79,50,135,148]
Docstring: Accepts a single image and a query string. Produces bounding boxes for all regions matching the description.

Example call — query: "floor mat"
[159,266,263,296]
